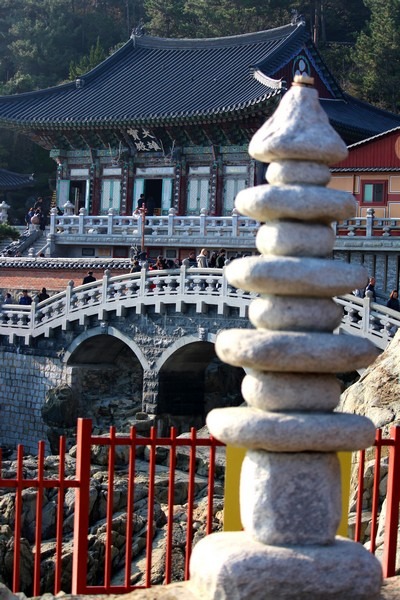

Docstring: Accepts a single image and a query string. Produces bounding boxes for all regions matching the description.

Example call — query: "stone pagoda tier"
[188,76,383,599]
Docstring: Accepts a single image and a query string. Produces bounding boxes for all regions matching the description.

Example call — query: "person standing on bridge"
[82,271,96,285]
[19,290,32,305]
[365,276,377,302]
[216,249,226,268]
[386,290,400,311]
[38,287,49,302]
[197,248,209,268]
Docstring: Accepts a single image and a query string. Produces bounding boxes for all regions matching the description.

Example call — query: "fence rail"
[0,418,224,596]
[355,426,400,578]
[49,208,259,243]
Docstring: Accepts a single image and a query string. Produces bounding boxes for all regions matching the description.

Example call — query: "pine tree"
[350,0,400,113]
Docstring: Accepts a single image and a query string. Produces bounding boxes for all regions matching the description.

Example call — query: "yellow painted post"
[223,445,246,531]
[338,451,352,537]
[224,446,352,536]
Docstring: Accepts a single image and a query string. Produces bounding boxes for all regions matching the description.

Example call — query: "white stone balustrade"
[0,267,256,344]
[46,206,400,257]
[49,209,259,243]
[0,268,398,350]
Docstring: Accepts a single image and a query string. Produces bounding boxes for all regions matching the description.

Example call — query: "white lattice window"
[101,180,121,213]
[187,166,210,214]
[222,166,247,215]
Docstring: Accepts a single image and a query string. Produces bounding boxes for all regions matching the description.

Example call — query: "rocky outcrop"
[340,330,400,574]
[340,330,400,433]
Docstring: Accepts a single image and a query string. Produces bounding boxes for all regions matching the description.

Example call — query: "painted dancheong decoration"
[189,75,383,599]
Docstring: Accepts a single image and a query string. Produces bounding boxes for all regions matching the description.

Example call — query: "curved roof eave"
[0,89,280,131]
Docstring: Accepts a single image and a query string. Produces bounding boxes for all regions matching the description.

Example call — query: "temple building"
[330,126,400,220]
[1,19,400,259]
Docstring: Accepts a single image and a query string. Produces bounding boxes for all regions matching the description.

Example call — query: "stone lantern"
[0,200,10,223]
[188,75,382,599]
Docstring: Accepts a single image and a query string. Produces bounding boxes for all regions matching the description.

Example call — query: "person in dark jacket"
[38,287,49,302]
[19,290,32,305]
[365,277,377,301]
[82,271,96,284]
[216,249,226,268]
[386,290,400,311]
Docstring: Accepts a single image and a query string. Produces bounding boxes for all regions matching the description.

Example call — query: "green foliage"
[0,0,399,194]
[69,38,106,79]
[0,222,20,242]
[350,0,400,112]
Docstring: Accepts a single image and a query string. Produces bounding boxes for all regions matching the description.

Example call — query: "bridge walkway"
[0,267,399,350]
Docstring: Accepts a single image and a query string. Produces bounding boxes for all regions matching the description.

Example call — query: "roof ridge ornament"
[291,9,305,26]
[131,21,145,39]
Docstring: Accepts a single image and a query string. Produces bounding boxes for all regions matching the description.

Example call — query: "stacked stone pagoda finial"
[188,75,383,599]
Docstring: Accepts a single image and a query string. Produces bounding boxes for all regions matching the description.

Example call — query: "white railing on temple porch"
[48,205,400,243]
[48,206,259,242]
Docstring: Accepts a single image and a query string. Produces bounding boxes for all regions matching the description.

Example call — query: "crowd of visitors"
[128,247,245,272]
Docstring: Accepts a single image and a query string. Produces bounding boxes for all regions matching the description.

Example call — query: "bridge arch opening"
[65,333,144,430]
[157,341,244,435]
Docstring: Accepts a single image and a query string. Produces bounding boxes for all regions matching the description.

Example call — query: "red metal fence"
[0,420,399,596]
[0,418,224,596]
[354,426,400,578]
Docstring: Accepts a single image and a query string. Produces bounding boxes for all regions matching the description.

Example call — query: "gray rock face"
[340,329,400,433]
[41,385,78,428]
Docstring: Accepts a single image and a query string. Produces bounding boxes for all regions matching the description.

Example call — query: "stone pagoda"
[188,75,383,599]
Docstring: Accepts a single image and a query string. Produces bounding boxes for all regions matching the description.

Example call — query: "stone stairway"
[21,229,48,256]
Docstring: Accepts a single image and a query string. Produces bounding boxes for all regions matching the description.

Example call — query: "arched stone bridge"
[0,267,399,453]
[1,267,399,350]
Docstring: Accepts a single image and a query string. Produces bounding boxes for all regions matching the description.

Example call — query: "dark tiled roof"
[321,96,400,142]
[0,168,34,191]
[0,24,308,129]
[0,257,131,269]
[1,21,399,141]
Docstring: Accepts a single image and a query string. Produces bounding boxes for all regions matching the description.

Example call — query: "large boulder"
[340,330,400,433]
[41,385,79,428]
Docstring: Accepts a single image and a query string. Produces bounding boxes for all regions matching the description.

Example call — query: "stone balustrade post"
[179,264,188,294]
[363,293,373,335]
[366,208,375,237]
[49,207,57,235]
[107,208,116,235]
[168,207,176,236]
[78,207,87,234]
[63,200,75,216]
[200,208,207,236]
[65,280,74,318]
[231,208,239,236]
